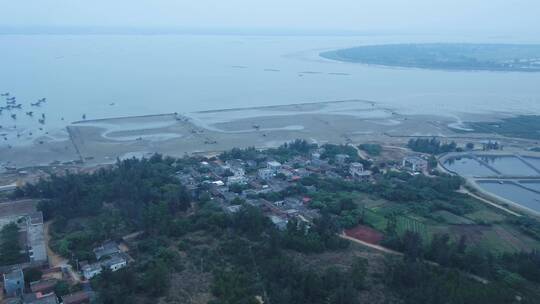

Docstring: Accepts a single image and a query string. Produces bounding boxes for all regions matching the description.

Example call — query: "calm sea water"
[1,34,540,146]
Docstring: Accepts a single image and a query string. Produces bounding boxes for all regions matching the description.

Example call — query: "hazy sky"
[1,0,539,34]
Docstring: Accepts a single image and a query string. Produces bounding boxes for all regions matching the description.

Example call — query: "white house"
[267,161,282,172]
[349,162,372,181]
[227,175,248,185]
[349,162,364,176]
[402,156,428,172]
[258,168,274,180]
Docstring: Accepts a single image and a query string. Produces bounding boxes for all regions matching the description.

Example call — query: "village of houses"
[0,143,430,304]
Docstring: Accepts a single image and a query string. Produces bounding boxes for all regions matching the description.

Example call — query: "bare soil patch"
[345,225,384,245]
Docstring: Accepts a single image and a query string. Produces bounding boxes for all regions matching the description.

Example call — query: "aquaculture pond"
[478,156,540,177]
[522,157,540,171]
[443,157,497,177]
[478,181,540,213]
[520,181,540,193]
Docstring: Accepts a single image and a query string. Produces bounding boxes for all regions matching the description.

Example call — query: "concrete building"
[82,253,128,280]
[82,263,102,280]
[62,291,92,304]
[225,205,242,214]
[349,162,365,176]
[0,210,47,266]
[3,268,24,297]
[30,279,58,294]
[335,154,350,165]
[350,162,373,181]
[27,212,47,263]
[227,175,248,185]
[267,161,281,172]
[83,242,128,279]
[101,253,127,272]
[258,168,274,180]
[269,215,288,230]
[93,241,120,260]
[402,156,428,172]
[22,292,59,304]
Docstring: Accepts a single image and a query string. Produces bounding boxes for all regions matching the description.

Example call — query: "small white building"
[350,162,372,181]
[82,253,128,279]
[102,253,128,272]
[227,175,248,185]
[267,161,282,172]
[211,180,225,187]
[225,205,242,213]
[82,263,102,280]
[402,156,428,172]
[349,162,364,176]
[335,154,350,164]
[258,168,274,180]
[269,215,288,230]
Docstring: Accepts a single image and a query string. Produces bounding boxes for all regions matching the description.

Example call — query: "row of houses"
[81,241,128,280]
[2,266,93,304]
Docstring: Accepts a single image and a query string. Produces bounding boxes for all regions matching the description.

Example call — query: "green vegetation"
[321,43,540,72]
[467,115,540,140]
[407,138,457,154]
[0,222,25,266]
[358,143,382,156]
[13,142,540,303]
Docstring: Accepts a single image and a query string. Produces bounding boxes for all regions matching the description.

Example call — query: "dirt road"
[458,188,521,217]
[44,221,82,282]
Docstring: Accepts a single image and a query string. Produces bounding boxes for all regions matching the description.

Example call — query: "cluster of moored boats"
[0,92,52,146]
[1,92,91,147]
[0,93,48,123]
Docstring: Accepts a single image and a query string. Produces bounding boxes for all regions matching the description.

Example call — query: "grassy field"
[356,191,540,254]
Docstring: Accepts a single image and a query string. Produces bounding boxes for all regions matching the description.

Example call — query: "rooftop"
[22,292,59,304]
[30,279,58,293]
[62,291,92,304]
[3,267,24,282]
[93,241,120,260]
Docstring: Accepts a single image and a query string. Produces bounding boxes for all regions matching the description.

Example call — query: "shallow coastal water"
[1,34,540,149]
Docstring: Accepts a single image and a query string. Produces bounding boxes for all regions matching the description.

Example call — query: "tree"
[350,257,368,289]
[24,267,43,283]
[54,281,70,297]
[402,231,423,262]
[141,260,171,296]
[0,222,24,266]
[359,143,382,156]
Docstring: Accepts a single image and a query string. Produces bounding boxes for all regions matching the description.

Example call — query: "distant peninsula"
[320,43,540,72]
